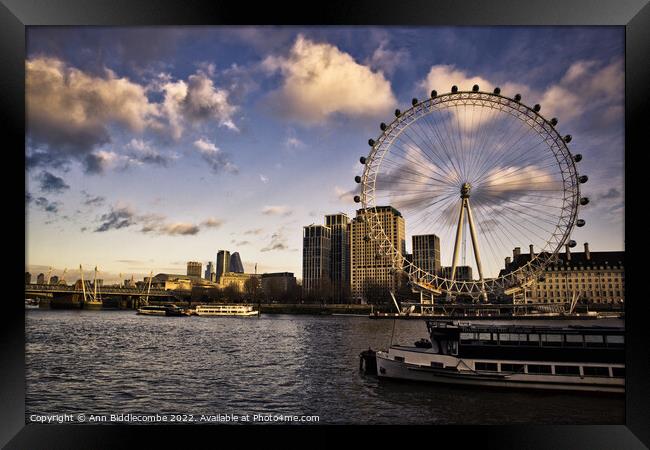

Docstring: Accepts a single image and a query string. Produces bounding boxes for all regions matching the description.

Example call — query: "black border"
[3,0,649,447]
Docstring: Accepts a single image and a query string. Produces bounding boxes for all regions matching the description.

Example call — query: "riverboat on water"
[194,304,259,317]
[370,321,624,393]
[137,304,189,316]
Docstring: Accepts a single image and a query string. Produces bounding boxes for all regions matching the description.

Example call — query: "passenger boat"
[137,304,189,316]
[25,298,39,309]
[373,321,624,393]
[194,304,258,317]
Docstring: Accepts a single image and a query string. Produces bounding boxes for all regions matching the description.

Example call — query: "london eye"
[354,85,589,301]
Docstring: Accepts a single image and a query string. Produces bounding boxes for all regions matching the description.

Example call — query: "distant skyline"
[25,26,624,282]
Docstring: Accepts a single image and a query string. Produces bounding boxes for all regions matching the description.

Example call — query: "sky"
[25,26,624,283]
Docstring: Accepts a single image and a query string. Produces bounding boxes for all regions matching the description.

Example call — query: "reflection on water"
[26,310,624,424]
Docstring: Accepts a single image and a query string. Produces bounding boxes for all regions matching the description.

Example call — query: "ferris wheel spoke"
[379,154,455,187]
[474,200,551,250]
[407,112,461,181]
[389,134,460,184]
[421,108,468,183]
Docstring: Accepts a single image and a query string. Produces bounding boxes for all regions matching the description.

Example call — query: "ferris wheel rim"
[359,89,582,296]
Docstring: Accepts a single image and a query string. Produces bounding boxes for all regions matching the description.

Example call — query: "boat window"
[541,334,563,346]
[479,333,492,341]
[460,332,475,341]
[565,335,584,346]
[394,356,405,362]
[528,333,539,342]
[475,362,498,371]
[430,361,444,368]
[527,364,552,374]
[584,335,605,347]
[612,367,625,378]
[583,366,610,377]
[555,365,580,376]
[500,363,525,373]
[606,335,624,346]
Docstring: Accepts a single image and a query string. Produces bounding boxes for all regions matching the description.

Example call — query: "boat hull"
[376,349,624,394]
[194,311,258,317]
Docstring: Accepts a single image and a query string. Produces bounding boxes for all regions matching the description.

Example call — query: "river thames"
[25,310,624,425]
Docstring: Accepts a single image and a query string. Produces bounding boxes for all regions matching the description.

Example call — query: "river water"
[25,310,624,425]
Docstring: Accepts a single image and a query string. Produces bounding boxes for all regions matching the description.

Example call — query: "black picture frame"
[3,0,648,447]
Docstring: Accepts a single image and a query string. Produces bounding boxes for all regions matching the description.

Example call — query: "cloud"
[37,171,70,193]
[262,34,397,124]
[26,57,239,173]
[26,57,159,168]
[244,228,263,235]
[259,174,269,183]
[95,205,137,232]
[261,205,293,216]
[598,188,621,200]
[33,196,61,214]
[161,70,238,139]
[261,230,289,252]
[81,191,106,207]
[366,40,409,76]
[95,203,222,236]
[193,138,239,174]
[334,185,360,205]
[201,217,224,228]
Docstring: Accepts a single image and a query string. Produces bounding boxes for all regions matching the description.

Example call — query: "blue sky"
[25,26,624,282]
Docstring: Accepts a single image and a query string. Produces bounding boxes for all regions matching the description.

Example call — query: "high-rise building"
[216,250,231,281]
[502,243,624,304]
[441,265,473,281]
[187,261,202,278]
[205,261,215,281]
[36,273,45,284]
[350,206,405,303]
[229,252,245,273]
[412,234,441,276]
[325,213,350,302]
[302,225,331,293]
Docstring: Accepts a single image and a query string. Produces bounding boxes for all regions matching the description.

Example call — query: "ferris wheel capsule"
[567,240,577,248]
[580,197,590,205]
[368,139,375,147]
[573,154,582,162]
[493,87,501,94]
[380,122,387,131]
[451,85,458,93]
[395,109,401,117]
[353,195,361,203]
[579,175,588,183]
[430,90,438,98]
[412,98,419,106]
[550,118,558,126]
[514,94,522,102]
[359,156,367,164]
[533,104,541,112]
[576,219,586,227]
[354,176,362,183]
[472,84,479,92]
[564,135,572,143]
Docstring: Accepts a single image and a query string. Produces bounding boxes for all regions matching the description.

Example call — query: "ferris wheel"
[354,85,589,301]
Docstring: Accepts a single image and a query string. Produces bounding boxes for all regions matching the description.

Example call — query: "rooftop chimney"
[584,242,591,260]
[529,244,534,261]
[565,244,571,261]
[513,247,521,259]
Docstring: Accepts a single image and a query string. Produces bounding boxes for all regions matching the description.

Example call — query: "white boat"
[194,304,258,317]
[373,321,625,393]
[25,299,39,309]
[137,305,168,316]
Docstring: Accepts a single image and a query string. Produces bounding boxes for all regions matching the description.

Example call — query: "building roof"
[502,249,624,276]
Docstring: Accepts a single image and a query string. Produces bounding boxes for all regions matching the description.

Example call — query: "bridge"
[25,283,183,298]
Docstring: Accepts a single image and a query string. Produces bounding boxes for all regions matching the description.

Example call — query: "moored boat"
[373,320,624,393]
[194,304,258,317]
